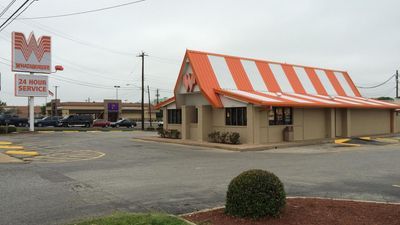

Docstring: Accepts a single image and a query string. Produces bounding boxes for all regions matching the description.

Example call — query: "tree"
[0,101,6,114]
[376,97,394,101]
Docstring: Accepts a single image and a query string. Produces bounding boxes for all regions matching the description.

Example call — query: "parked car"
[35,116,62,127]
[111,119,136,128]
[93,119,111,128]
[0,114,29,127]
[58,114,93,127]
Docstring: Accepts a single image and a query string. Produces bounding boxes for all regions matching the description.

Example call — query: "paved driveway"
[0,131,399,225]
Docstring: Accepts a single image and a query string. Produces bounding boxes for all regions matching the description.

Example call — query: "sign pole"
[29,72,34,132]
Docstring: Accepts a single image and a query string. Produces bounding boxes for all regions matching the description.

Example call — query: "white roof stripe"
[241,60,268,91]
[334,72,356,96]
[208,55,237,90]
[290,93,339,105]
[336,96,381,106]
[293,67,318,95]
[228,90,282,102]
[264,92,312,103]
[315,94,361,105]
[269,63,294,93]
[315,69,338,96]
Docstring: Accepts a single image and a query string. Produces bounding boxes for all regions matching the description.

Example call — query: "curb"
[180,196,400,217]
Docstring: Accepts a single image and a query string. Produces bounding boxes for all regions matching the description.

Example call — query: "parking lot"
[1,131,400,225]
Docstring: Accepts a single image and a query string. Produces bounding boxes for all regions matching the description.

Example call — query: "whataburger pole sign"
[12,31,52,131]
[12,32,52,74]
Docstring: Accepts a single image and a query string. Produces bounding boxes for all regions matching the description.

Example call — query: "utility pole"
[156,89,160,104]
[54,85,59,116]
[396,70,399,99]
[147,85,152,128]
[137,51,148,130]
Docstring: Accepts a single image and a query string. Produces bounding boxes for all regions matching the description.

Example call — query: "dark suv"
[35,116,62,127]
[58,115,93,127]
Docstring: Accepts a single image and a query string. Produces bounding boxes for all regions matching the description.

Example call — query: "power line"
[356,74,395,89]
[0,0,17,17]
[7,0,146,20]
[0,0,34,32]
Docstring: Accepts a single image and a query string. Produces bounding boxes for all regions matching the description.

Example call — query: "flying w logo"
[13,32,51,62]
[183,73,197,92]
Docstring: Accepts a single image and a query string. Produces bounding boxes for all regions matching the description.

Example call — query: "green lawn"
[70,213,192,225]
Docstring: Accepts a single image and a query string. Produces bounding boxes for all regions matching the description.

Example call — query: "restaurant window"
[269,107,293,125]
[225,107,247,126]
[168,109,182,124]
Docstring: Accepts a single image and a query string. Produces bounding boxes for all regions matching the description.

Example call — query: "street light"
[114,85,121,100]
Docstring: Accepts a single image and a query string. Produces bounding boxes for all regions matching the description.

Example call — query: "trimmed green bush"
[225,169,286,218]
[157,129,180,139]
[0,126,17,134]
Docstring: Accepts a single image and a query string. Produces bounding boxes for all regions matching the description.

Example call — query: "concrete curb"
[180,196,400,217]
[135,136,334,151]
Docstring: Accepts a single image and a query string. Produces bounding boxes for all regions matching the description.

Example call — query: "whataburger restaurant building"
[156,50,400,144]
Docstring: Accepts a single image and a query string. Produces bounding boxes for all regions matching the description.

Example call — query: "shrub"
[0,126,17,134]
[208,131,220,143]
[225,169,286,218]
[228,132,240,144]
[157,127,166,138]
[219,132,228,143]
[158,129,180,139]
[208,131,240,145]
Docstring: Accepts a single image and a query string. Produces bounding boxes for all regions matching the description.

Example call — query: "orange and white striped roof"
[171,50,399,109]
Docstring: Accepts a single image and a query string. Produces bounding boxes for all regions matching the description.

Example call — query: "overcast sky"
[0,0,399,106]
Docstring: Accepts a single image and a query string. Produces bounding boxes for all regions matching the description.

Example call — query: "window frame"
[225,107,247,126]
[269,107,293,126]
[167,109,182,124]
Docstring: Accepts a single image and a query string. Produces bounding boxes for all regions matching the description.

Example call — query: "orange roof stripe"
[282,64,306,94]
[225,57,254,91]
[304,67,328,95]
[325,70,347,96]
[256,61,281,92]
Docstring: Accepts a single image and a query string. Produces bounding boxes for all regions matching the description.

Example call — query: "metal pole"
[396,70,399,99]
[148,85,152,128]
[29,72,34,132]
[54,85,59,116]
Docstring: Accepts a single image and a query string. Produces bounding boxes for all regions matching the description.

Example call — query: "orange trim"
[187,51,223,108]
[154,97,175,109]
[343,72,361,97]
[304,67,328,95]
[325,70,346,96]
[225,57,253,91]
[256,61,281,92]
[282,64,306,94]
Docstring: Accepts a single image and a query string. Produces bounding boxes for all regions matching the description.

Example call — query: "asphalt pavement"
[0,131,399,225]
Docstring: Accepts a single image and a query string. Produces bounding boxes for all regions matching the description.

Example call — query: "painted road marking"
[393,185,400,188]
[38,131,55,134]
[0,141,12,145]
[0,145,24,150]
[5,150,39,156]
[27,150,105,163]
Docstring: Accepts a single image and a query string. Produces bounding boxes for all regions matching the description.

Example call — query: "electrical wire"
[356,74,395,89]
[0,0,32,32]
[0,0,17,17]
[9,0,146,20]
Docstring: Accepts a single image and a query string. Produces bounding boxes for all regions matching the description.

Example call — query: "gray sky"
[0,0,399,106]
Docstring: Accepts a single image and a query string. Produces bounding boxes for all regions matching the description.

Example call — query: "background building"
[46,99,158,122]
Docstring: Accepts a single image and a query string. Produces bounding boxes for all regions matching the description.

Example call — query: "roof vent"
[276,92,283,97]
[329,95,336,100]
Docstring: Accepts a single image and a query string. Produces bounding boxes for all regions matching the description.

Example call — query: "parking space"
[0,131,399,225]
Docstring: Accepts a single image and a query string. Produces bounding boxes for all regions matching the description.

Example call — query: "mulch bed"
[183,198,400,225]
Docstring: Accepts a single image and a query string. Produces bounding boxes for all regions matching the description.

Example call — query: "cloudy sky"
[0,0,399,106]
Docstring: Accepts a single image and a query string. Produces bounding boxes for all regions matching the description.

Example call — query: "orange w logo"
[13,32,51,62]
[183,73,197,92]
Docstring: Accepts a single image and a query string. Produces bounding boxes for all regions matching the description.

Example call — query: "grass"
[70,213,192,225]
